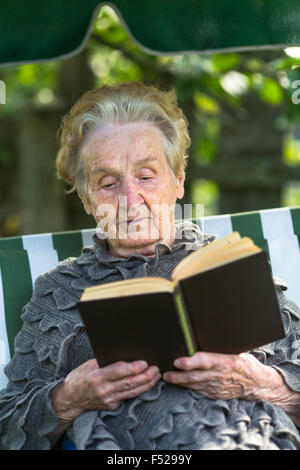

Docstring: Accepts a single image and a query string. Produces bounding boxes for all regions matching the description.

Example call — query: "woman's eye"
[102,183,115,189]
[140,176,152,181]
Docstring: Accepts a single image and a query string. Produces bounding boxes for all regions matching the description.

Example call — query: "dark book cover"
[178,251,285,354]
[79,251,286,374]
[78,290,189,373]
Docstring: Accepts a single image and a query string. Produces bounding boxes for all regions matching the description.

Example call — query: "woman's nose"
[121,180,143,208]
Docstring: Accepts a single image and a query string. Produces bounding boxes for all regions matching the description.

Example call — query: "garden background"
[1,6,300,237]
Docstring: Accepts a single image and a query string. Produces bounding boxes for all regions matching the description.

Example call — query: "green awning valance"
[1,0,300,66]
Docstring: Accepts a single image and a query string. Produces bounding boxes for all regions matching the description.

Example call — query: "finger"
[113,365,160,393]
[163,369,205,385]
[173,352,228,371]
[183,383,242,400]
[115,372,161,401]
[100,360,149,382]
[103,399,122,412]
[161,373,227,398]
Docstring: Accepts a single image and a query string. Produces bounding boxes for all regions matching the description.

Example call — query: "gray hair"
[56,82,191,197]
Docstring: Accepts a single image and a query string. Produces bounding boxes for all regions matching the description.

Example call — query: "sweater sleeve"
[0,269,85,450]
[251,280,300,393]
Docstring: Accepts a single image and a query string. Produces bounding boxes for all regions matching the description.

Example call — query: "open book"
[78,232,285,372]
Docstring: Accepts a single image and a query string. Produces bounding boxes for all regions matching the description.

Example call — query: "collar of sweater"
[92,220,216,268]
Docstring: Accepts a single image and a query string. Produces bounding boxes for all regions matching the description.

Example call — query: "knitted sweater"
[0,222,299,450]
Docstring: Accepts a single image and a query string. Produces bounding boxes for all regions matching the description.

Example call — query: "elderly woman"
[0,82,300,450]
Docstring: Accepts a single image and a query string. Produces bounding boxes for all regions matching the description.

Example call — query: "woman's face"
[79,122,185,257]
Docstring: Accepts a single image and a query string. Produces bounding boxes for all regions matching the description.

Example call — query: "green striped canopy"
[1,0,300,66]
[1,206,300,389]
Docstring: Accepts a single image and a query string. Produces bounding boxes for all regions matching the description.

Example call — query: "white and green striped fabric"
[1,206,300,390]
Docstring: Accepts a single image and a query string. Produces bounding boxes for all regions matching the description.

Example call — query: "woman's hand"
[51,359,161,424]
[163,351,300,426]
[163,351,288,402]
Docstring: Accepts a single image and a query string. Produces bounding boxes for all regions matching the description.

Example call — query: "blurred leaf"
[17,65,36,85]
[271,57,300,71]
[200,74,241,107]
[3,214,20,236]
[192,179,219,216]
[283,181,300,207]
[196,139,216,163]
[194,91,219,115]
[245,58,264,72]
[283,134,300,165]
[94,6,128,45]
[257,77,284,105]
[90,48,142,84]
[212,54,240,72]
[100,24,128,45]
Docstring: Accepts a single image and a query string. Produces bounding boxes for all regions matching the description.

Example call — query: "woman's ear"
[175,172,185,200]
[77,190,92,215]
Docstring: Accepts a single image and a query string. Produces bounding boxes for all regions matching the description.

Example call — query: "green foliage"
[283,181,300,207]
[194,115,220,164]
[211,54,241,72]
[0,62,58,113]
[196,139,216,163]
[283,133,300,165]
[256,76,284,105]
[88,47,142,84]
[194,91,219,115]
[0,148,11,165]
[192,179,219,216]
[1,3,300,232]
[94,6,128,44]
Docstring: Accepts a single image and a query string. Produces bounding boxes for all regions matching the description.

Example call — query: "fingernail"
[139,360,148,368]
[174,359,181,368]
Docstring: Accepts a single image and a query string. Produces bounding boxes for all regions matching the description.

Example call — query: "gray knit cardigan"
[0,222,300,450]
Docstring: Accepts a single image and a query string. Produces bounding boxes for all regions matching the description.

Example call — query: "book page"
[80,277,175,301]
[172,236,261,282]
[175,245,261,281]
[171,232,241,282]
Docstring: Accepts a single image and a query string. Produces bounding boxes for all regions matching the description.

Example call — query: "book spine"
[174,284,198,356]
